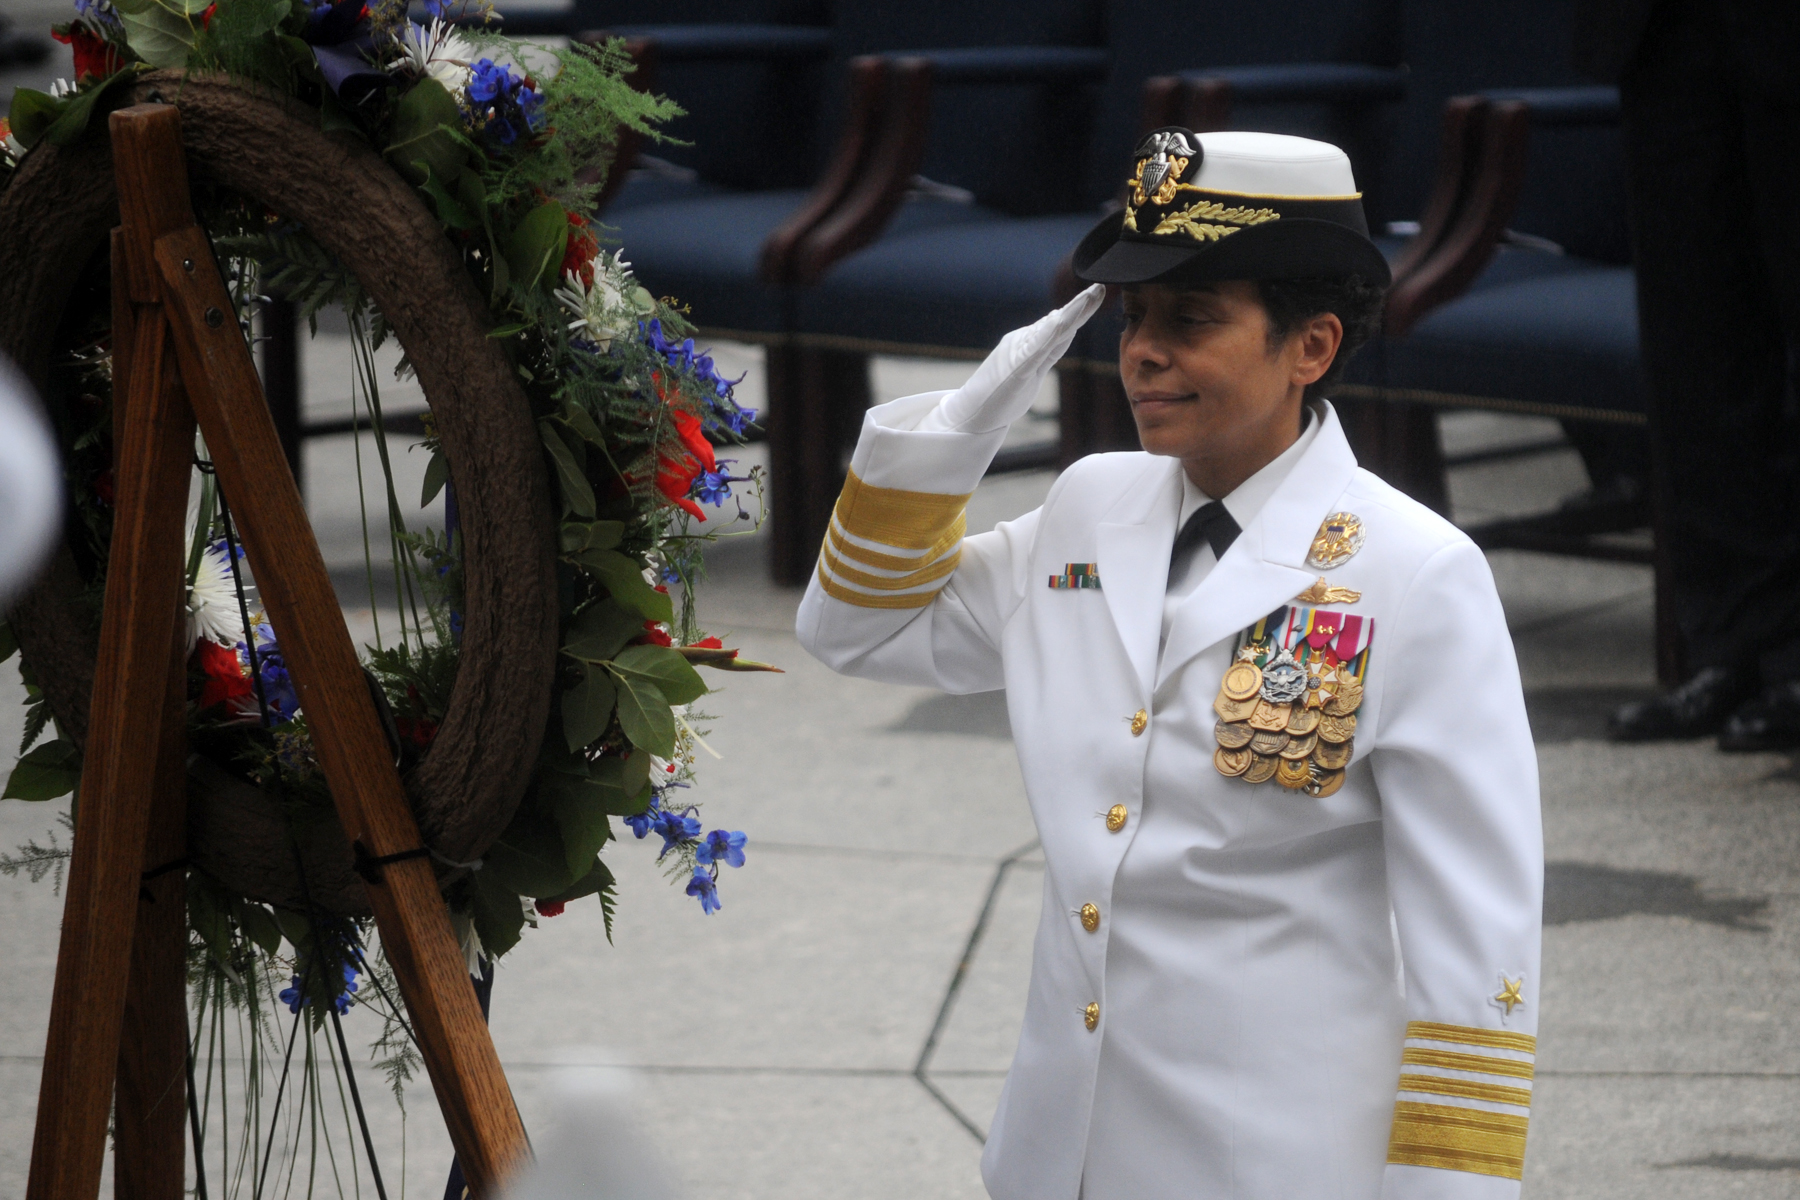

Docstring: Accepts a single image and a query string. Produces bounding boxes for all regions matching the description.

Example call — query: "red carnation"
[562,212,598,285]
[195,639,252,710]
[534,898,566,918]
[638,621,673,647]
[52,27,122,83]
[689,636,723,650]
[653,410,715,522]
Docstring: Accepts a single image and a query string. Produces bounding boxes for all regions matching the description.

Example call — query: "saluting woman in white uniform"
[797,128,1543,1200]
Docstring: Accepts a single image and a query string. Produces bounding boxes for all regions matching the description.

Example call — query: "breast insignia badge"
[1294,576,1361,605]
[1212,604,1374,796]
[1305,513,1365,570]
[1049,563,1101,589]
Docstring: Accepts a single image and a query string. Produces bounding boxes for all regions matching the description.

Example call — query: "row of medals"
[1212,640,1362,797]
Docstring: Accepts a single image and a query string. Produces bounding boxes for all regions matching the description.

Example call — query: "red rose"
[52,27,122,83]
[654,410,715,521]
[195,640,252,710]
[637,621,673,647]
[534,898,566,918]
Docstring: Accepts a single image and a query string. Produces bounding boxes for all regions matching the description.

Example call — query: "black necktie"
[1170,500,1241,566]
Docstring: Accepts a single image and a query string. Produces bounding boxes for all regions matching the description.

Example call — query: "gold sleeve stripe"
[1398,1073,1533,1109]
[1387,1101,1528,1180]
[822,542,963,592]
[816,563,941,609]
[826,513,966,573]
[1402,1047,1535,1080]
[835,470,973,551]
[1406,1021,1537,1055]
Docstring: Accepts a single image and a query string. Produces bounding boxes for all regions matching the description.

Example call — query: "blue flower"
[650,807,702,860]
[686,866,721,914]
[280,975,304,1014]
[695,829,746,869]
[624,806,658,839]
[467,58,547,146]
[334,960,360,1016]
[238,623,300,722]
[692,467,733,508]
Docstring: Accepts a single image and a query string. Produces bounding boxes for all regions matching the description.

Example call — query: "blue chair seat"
[607,190,814,334]
[794,211,1102,351]
[1384,262,1642,417]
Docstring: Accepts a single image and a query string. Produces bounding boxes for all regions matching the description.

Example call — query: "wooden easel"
[26,104,530,1199]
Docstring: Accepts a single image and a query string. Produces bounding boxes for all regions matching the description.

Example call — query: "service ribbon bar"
[1049,563,1101,590]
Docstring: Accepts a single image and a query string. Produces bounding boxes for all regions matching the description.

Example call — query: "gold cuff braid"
[834,470,972,550]
[1387,1102,1528,1180]
[816,470,972,609]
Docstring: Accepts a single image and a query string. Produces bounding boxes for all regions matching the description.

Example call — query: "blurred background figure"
[503,1063,679,1200]
[0,355,63,606]
[1588,0,1800,748]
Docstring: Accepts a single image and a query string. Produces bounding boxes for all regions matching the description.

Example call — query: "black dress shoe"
[1607,665,1757,742]
[1718,681,1800,752]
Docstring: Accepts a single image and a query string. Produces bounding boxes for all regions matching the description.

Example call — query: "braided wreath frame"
[0,72,559,916]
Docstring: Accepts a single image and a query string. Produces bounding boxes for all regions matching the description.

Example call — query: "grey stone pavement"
[1,22,1797,1197]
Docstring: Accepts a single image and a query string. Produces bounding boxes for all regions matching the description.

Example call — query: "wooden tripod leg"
[25,245,196,1200]
[108,234,193,1200]
[112,103,531,1194]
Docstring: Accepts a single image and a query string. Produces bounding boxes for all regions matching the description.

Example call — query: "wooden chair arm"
[1385,98,1531,336]
[1386,94,1489,287]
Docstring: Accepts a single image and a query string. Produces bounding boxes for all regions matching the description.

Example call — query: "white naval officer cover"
[797,393,1543,1200]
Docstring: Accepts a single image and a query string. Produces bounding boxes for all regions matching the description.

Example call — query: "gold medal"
[1214,720,1254,749]
[1214,692,1257,722]
[1221,661,1263,702]
[1305,767,1345,797]
[1214,745,1253,777]
[1250,729,1289,756]
[1312,737,1352,770]
[1317,712,1357,743]
[1274,757,1312,789]
[1325,682,1363,716]
[1280,731,1317,760]
[1286,706,1320,736]
[1243,754,1279,784]
[1248,699,1292,732]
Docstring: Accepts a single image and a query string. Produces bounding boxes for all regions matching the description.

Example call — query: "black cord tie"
[351,839,432,884]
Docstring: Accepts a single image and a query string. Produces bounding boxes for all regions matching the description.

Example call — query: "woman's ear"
[1292,312,1344,387]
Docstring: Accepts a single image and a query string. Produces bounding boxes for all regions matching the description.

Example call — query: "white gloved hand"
[917,283,1106,434]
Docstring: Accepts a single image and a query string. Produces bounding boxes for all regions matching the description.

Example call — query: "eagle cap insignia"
[1130,128,1201,207]
[1305,512,1365,570]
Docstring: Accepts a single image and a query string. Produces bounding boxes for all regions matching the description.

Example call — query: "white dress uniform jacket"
[797,394,1544,1200]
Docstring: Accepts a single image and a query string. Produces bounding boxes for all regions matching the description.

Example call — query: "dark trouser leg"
[1622,0,1800,677]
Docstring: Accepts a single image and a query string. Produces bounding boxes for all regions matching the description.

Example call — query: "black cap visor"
[1073,210,1393,288]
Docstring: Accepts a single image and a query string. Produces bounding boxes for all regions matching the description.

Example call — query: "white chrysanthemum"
[187,545,250,649]
[392,19,477,94]
[553,251,654,352]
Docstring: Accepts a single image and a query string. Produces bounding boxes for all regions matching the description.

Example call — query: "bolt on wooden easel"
[27,103,531,1199]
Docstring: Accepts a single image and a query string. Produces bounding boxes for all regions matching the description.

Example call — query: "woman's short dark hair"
[1256,275,1387,402]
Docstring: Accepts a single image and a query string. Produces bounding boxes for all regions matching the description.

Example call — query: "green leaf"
[571,548,673,624]
[44,69,143,148]
[8,89,61,149]
[119,3,196,69]
[274,907,313,947]
[537,857,614,906]
[481,816,580,898]
[593,751,653,814]
[3,739,81,802]
[187,878,233,967]
[384,78,469,188]
[557,403,606,448]
[419,167,478,229]
[420,448,450,507]
[237,902,284,957]
[470,864,525,957]
[605,665,676,757]
[504,199,569,295]
[543,776,613,877]
[485,322,528,339]
[538,420,596,519]
[0,621,17,663]
[561,663,617,751]
[561,599,641,664]
[559,520,624,555]
[612,643,708,706]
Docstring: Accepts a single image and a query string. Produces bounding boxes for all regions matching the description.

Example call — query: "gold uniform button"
[1080,903,1100,932]
[1084,1002,1101,1031]
[1129,709,1148,736]
[1105,804,1128,832]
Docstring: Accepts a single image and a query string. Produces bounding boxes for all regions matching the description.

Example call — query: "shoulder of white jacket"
[1340,466,1476,567]
[1049,450,1166,514]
